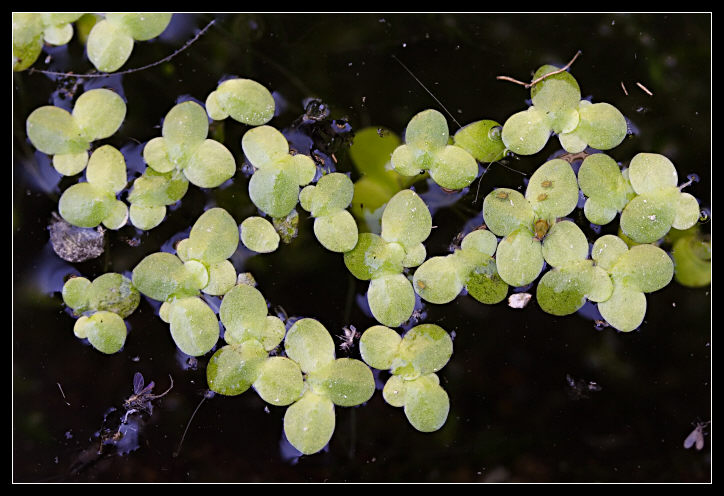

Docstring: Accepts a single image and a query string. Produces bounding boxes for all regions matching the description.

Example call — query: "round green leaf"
[26,106,88,155]
[620,189,678,243]
[453,119,506,163]
[86,19,134,72]
[206,341,267,396]
[541,220,588,268]
[495,228,544,287]
[167,297,220,356]
[429,145,479,190]
[393,324,453,380]
[627,153,678,195]
[183,139,236,188]
[309,358,375,407]
[412,256,464,304]
[610,244,674,293]
[575,102,627,151]
[106,13,172,41]
[313,210,359,253]
[253,356,304,406]
[186,208,239,264]
[87,272,140,318]
[283,392,335,455]
[284,318,335,373]
[403,375,450,432]
[73,89,126,141]
[53,151,89,176]
[591,234,629,272]
[380,189,432,249]
[210,78,275,126]
[359,325,402,370]
[501,107,551,155]
[86,145,127,193]
[482,188,535,237]
[219,284,269,344]
[240,216,280,253]
[367,273,415,328]
[598,282,647,333]
[62,276,91,312]
[82,311,127,354]
[404,109,449,150]
[526,159,579,221]
[58,182,111,228]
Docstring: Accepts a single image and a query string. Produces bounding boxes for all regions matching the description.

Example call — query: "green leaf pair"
[577,153,635,225]
[62,273,140,354]
[482,159,580,287]
[391,109,479,190]
[591,235,674,332]
[243,125,317,219]
[133,209,241,355]
[413,229,508,305]
[344,189,432,327]
[87,13,173,72]
[299,172,359,252]
[58,145,129,229]
[26,88,127,176]
[206,78,276,126]
[12,13,84,71]
[502,65,627,155]
[535,223,613,316]
[619,153,700,243]
[128,101,236,230]
[360,324,453,432]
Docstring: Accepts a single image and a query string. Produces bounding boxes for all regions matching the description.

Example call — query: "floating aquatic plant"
[299,172,358,252]
[128,101,235,230]
[208,309,374,454]
[359,324,452,432]
[26,88,127,176]
[619,153,700,243]
[86,13,173,72]
[501,65,627,155]
[133,208,240,355]
[62,273,140,354]
[668,228,711,288]
[344,189,432,327]
[58,145,129,229]
[205,78,275,126]
[535,224,613,316]
[348,127,419,232]
[482,158,580,287]
[577,152,635,225]
[413,229,508,305]
[240,216,280,253]
[591,235,674,332]
[12,12,84,71]
[391,109,479,190]
[452,119,507,163]
[242,125,317,219]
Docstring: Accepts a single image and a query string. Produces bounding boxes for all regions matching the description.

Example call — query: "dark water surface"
[13,13,711,482]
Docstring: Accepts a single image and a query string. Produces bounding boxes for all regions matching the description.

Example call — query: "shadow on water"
[13,13,710,482]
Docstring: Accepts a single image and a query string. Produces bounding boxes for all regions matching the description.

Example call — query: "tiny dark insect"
[124,372,174,414]
[684,421,710,451]
[337,325,360,352]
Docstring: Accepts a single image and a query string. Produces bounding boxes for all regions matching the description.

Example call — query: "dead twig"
[497,50,582,88]
[636,82,654,96]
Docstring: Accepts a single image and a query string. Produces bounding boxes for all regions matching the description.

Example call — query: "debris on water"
[566,374,602,400]
[273,209,299,244]
[683,420,710,451]
[48,212,105,263]
[237,272,257,287]
[337,325,360,352]
[508,293,532,309]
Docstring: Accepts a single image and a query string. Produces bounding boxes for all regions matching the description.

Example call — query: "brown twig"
[636,82,654,96]
[28,19,215,79]
[497,50,582,88]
